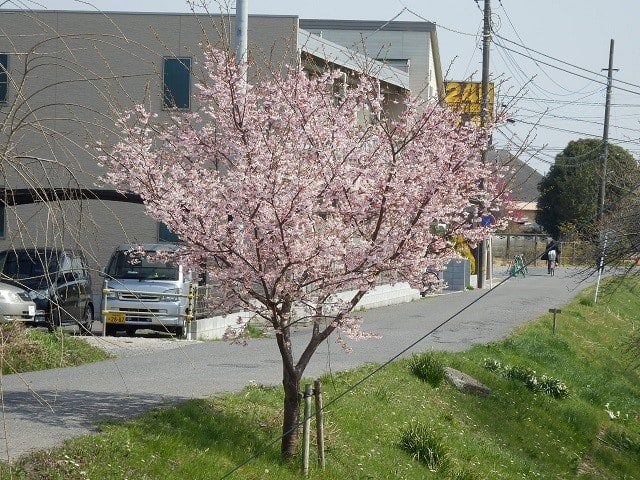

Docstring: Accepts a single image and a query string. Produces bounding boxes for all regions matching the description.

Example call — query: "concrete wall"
[443,258,470,291]
[188,281,423,340]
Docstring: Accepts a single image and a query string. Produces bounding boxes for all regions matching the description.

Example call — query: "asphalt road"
[0,266,598,462]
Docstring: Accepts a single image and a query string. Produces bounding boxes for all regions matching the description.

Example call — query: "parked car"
[101,243,192,337]
[0,248,94,332]
[0,281,36,324]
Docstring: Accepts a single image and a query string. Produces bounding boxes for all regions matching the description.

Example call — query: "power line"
[494,38,640,99]
[494,33,640,93]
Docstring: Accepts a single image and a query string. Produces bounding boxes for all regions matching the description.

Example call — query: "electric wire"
[219,271,518,479]
[495,33,640,93]
[495,0,573,93]
[219,188,639,479]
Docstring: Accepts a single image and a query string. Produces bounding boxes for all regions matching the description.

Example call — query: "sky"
[7,0,640,174]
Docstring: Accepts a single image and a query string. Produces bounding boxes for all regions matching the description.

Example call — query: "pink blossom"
[101,46,511,460]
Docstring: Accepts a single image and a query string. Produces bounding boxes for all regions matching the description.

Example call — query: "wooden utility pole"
[477,0,491,289]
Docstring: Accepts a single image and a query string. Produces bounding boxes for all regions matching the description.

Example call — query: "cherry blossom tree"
[102,46,508,460]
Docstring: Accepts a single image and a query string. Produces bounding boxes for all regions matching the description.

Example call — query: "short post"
[302,383,313,477]
[314,380,326,469]
[101,279,109,337]
[549,308,561,334]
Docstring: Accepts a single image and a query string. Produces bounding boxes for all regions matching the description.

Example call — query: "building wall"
[0,10,299,274]
[299,20,440,102]
[0,12,435,284]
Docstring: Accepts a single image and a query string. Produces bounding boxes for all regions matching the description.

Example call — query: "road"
[0,266,597,462]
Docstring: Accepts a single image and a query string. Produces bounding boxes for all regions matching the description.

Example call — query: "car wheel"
[80,306,94,335]
[125,326,137,336]
[174,321,186,338]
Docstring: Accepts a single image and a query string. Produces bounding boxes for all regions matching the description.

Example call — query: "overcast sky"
[7,0,640,173]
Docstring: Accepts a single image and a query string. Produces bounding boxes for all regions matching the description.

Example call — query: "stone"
[444,367,491,397]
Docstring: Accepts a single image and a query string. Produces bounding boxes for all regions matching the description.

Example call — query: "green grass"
[0,323,110,374]
[1,276,640,479]
[409,351,446,387]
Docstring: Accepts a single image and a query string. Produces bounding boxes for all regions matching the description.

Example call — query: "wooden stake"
[314,380,326,469]
[302,383,312,476]
[549,308,562,334]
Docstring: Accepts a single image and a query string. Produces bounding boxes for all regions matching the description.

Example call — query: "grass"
[409,351,446,387]
[0,322,110,374]
[1,276,640,479]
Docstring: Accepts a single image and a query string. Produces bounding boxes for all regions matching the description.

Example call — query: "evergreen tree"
[536,138,640,239]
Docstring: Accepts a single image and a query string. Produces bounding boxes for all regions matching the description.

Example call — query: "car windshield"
[0,250,58,282]
[106,250,179,280]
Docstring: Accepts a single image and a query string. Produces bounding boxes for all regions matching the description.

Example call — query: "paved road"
[0,266,597,462]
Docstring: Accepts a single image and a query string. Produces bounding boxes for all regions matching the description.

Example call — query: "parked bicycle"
[507,253,528,278]
[420,267,446,296]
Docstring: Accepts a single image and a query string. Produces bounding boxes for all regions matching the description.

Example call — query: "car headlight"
[163,288,181,302]
[28,289,49,300]
[0,289,22,303]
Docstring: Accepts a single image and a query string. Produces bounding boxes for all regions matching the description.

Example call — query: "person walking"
[547,248,557,276]
[543,239,561,274]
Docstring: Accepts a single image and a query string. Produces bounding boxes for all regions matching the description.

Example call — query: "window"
[159,222,179,243]
[0,54,7,102]
[163,57,191,109]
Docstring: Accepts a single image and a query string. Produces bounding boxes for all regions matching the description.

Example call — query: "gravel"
[79,331,201,358]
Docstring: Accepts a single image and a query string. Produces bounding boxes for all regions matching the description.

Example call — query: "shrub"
[409,352,445,387]
[453,236,476,274]
[481,358,569,398]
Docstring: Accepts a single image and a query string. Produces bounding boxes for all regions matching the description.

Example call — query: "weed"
[579,297,595,307]
[482,358,569,398]
[409,351,445,387]
[399,421,446,471]
[0,324,109,374]
[604,428,640,455]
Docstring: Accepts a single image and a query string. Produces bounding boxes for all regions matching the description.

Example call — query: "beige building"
[0,10,442,276]
[299,19,444,101]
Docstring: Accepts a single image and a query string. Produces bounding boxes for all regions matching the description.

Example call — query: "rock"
[444,367,491,397]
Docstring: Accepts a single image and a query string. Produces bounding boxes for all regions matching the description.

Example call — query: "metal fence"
[491,234,592,266]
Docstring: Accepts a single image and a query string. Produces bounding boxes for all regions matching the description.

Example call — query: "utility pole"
[594,39,616,303]
[477,0,491,289]
[235,0,248,82]
[597,39,615,222]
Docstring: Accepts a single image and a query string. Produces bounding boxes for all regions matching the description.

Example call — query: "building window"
[158,222,179,243]
[0,54,8,103]
[163,57,191,109]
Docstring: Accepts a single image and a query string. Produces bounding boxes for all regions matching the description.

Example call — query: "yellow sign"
[444,81,494,124]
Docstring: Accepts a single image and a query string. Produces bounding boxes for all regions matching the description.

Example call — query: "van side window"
[71,257,85,279]
[58,254,75,282]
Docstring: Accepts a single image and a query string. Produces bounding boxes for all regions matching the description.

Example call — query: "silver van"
[101,244,192,337]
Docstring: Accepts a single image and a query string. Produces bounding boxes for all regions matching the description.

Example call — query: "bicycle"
[420,267,446,296]
[507,254,528,278]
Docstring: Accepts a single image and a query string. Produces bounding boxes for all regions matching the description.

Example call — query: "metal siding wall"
[0,11,298,271]
[300,28,435,99]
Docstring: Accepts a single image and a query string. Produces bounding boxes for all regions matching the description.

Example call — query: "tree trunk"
[281,364,301,460]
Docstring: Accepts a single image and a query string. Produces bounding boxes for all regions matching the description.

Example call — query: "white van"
[101,243,192,337]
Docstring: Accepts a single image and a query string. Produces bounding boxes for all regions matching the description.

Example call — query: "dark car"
[0,248,94,333]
